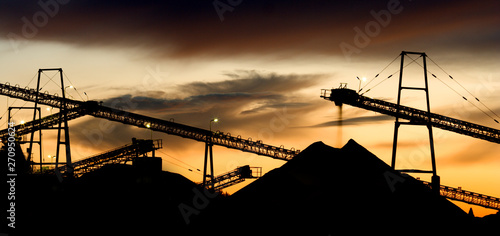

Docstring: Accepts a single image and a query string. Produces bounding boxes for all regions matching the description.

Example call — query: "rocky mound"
[5,139,498,235]
[10,163,208,236]
[190,140,484,235]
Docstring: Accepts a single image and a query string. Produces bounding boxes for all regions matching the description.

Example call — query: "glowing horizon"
[1,0,499,217]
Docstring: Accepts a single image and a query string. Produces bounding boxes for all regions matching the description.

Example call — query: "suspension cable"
[361,54,422,95]
[161,158,202,174]
[360,54,400,93]
[408,56,499,124]
[63,71,86,101]
[427,56,500,123]
[40,70,61,90]
[158,149,201,173]
[430,73,499,123]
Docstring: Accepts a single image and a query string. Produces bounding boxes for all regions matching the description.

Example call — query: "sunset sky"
[1,0,499,216]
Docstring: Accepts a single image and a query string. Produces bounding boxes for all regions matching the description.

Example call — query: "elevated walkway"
[203,165,262,191]
[421,181,500,210]
[46,138,162,177]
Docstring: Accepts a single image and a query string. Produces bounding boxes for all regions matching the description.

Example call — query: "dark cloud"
[1,0,498,58]
[182,70,321,94]
[309,115,393,128]
[103,70,326,114]
[104,92,286,115]
[69,70,326,150]
[240,102,310,115]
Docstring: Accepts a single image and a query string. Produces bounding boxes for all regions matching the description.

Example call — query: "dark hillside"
[191,140,477,235]
[10,162,206,236]
[4,140,498,236]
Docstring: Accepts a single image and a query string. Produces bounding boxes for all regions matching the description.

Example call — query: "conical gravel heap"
[193,140,477,235]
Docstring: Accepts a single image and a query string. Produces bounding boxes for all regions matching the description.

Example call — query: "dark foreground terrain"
[3,140,499,235]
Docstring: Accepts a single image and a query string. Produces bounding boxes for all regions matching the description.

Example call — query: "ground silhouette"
[7,160,211,236]
[189,140,499,235]
[3,139,499,235]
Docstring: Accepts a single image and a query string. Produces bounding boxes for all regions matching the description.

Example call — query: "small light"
[146,123,151,128]
[20,120,25,124]
[213,118,218,122]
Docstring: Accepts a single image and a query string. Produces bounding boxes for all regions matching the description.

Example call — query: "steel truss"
[421,181,500,210]
[0,81,299,160]
[203,165,262,191]
[46,139,162,177]
[321,88,500,144]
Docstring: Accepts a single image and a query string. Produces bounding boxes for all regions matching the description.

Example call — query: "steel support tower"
[29,68,73,175]
[391,51,440,193]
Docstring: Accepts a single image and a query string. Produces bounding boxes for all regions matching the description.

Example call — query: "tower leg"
[202,141,215,189]
[432,175,441,196]
[391,122,400,169]
[209,143,214,188]
[202,142,209,187]
[391,53,405,170]
[28,70,42,171]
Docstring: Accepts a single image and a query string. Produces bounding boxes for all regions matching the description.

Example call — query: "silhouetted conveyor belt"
[321,88,500,144]
[0,81,299,160]
[203,165,261,190]
[0,106,86,139]
[421,181,500,210]
[45,139,162,177]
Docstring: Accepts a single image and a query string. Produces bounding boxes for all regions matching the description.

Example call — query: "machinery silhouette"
[45,138,163,177]
[202,165,262,191]
[321,87,500,210]
[1,51,499,210]
[0,69,297,190]
[321,51,500,210]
